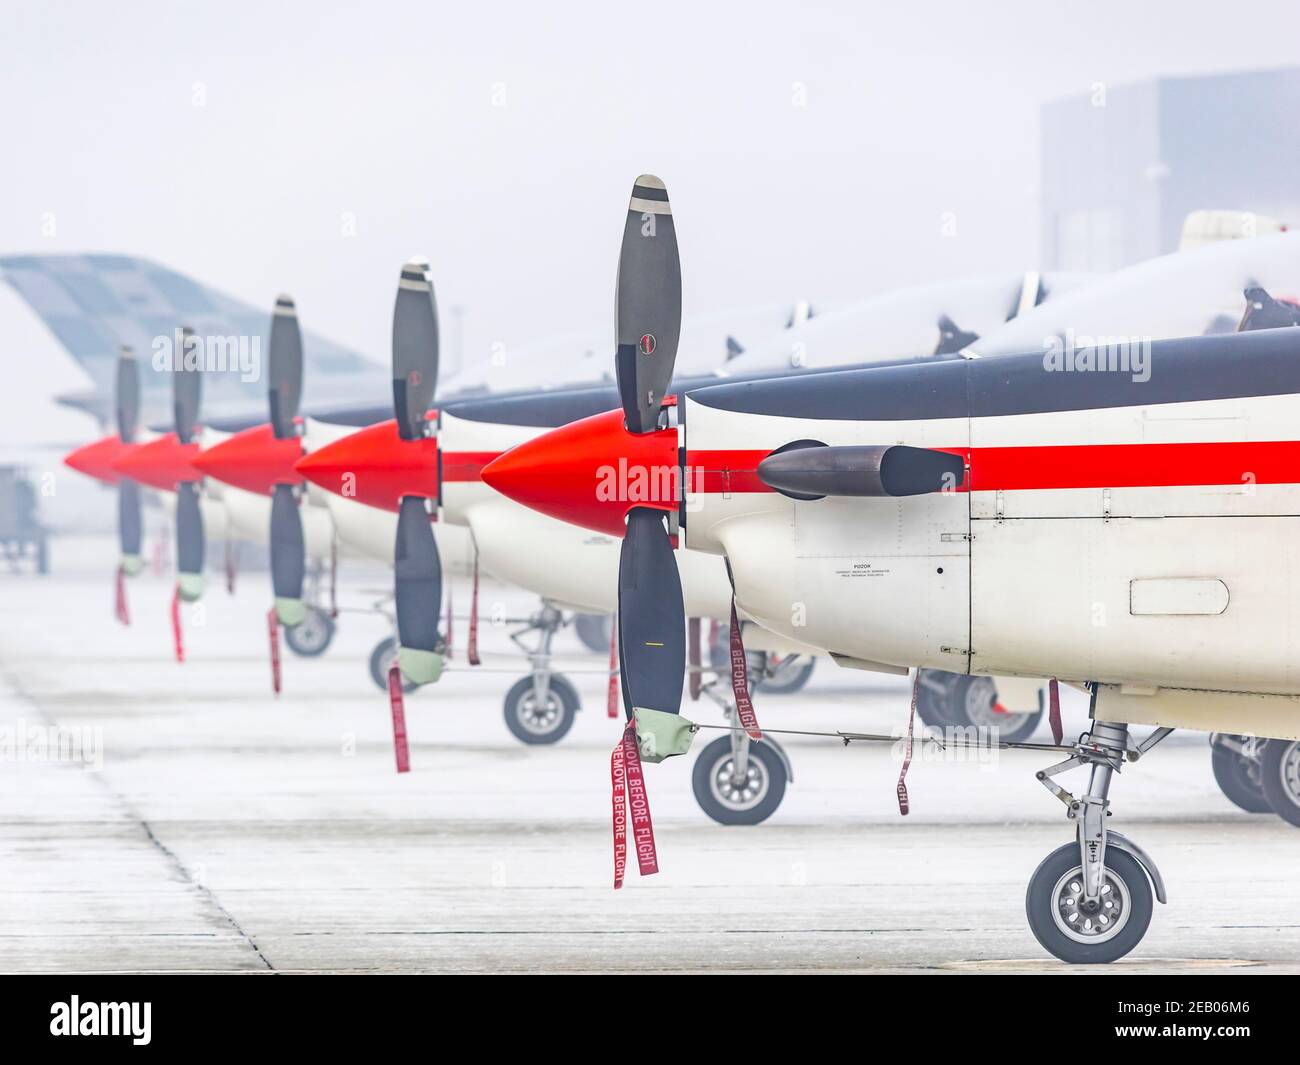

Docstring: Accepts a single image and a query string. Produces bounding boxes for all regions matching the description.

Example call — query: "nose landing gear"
[1026,720,1169,963]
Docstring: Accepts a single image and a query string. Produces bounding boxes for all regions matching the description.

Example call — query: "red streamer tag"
[612,718,658,887]
[114,566,130,626]
[611,736,627,888]
[267,608,282,696]
[607,612,620,718]
[1048,677,1063,745]
[387,664,411,773]
[896,670,920,816]
[170,585,184,663]
[728,600,762,740]
[467,549,481,666]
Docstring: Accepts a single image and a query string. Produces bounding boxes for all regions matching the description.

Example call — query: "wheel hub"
[710,754,769,810]
[1051,866,1131,944]
[518,692,561,735]
[1280,741,1300,804]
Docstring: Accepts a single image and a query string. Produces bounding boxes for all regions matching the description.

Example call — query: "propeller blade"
[393,495,443,684]
[116,347,139,443]
[270,484,307,625]
[615,175,681,434]
[616,508,685,715]
[268,296,304,439]
[118,479,142,568]
[391,260,438,441]
[173,327,202,444]
[175,480,205,601]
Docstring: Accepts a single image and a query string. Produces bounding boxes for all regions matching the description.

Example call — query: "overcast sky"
[5,0,1300,376]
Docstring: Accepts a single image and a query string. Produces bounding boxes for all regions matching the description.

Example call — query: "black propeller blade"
[174,332,204,601]
[175,480,205,599]
[394,496,443,683]
[392,260,439,442]
[389,260,444,684]
[271,483,306,621]
[617,509,686,715]
[614,175,682,434]
[267,296,308,625]
[174,327,201,445]
[268,295,304,440]
[115,347,143,573]
[610,175,686,720]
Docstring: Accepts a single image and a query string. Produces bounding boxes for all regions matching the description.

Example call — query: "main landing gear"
[1208,733,1300,826]
[1026,720,1169,963]
[915,669,1042,743]
[1209,733,1273,814]
[499,603,578,745]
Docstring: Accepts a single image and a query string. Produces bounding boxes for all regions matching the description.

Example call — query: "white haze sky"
[5,0,1300,377]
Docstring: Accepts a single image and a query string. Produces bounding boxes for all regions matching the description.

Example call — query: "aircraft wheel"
[284,607,335,657]
[1260,738,1300,828]
[755,655,815,695]
[1209,735,1273,814]
[916,670,1042,742]
[1026,843,1152,964]
[503,675,578,745]
[574,613,612,653]
[368,637,416,693]
[691,736,787,826]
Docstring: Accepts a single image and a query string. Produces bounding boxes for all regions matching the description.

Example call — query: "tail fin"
[0,254,380,426]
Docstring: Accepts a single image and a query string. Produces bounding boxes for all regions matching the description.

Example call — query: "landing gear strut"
[1026,720,1168,963]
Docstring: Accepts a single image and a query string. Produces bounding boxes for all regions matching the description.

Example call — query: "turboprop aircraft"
[480,178,1300,960]
[293,237,1098,814]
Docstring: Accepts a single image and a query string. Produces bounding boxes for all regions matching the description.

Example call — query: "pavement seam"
[0,661,275,972]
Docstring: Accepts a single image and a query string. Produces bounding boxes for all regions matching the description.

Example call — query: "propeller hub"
[481,406,679,539]
[192,422,304,496]
[111,432,203,491]
[294,416,438,513]
[64,434,134,485]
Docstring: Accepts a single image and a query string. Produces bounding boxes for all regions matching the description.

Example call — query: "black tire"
[284,607,336,657]
[915,669,1042,743]
[1025,842,1153,964]
[503,674,578,745]
[1260,739,1300,828]
[1210,736,1273,814]
[368,637,416,693]
[691,736,788,826]
[755,655,815,695]
[574,613,612,654]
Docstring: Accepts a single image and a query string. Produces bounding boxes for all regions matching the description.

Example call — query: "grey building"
[1041,67,1300,271]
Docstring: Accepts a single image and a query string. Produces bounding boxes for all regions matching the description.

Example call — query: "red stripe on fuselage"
[442,451,500,483]
[684,441,1300,493]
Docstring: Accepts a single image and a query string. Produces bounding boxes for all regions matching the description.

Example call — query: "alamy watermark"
[1043,330,1151,383]
[0,719,102,769]
[151,328,261,382]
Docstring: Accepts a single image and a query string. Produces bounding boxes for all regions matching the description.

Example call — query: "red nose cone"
[112,432,203,491]
[192,423,303,496]
[480,407,679,538]
[65,434,133,485]
[293,418,438,513]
